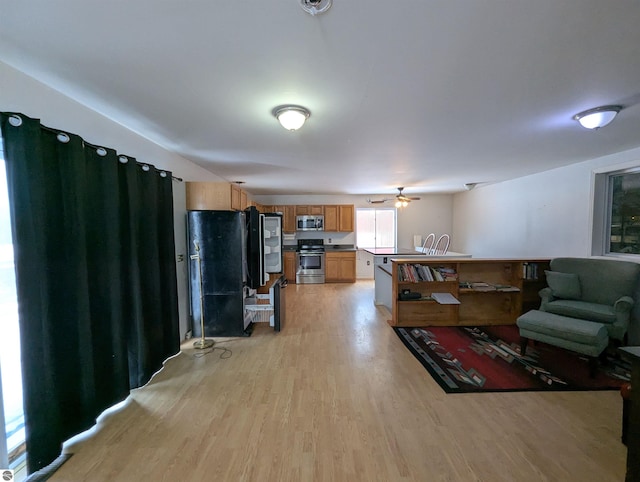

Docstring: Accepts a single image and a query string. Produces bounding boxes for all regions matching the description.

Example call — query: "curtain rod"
[5,115,184,182]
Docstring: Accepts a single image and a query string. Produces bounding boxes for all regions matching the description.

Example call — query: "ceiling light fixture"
[299,0,332,16]
[573,105,622,130]
[273,105,311,131]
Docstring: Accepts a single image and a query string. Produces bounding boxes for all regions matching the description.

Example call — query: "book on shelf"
[431,292,461,304]
[470,282,496,291]
[494,285,521,292]
[459,281,520,292]
[398,264,458,282]
[522,262,540,280]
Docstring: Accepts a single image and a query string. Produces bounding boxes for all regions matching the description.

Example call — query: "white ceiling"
[2,1,640,196]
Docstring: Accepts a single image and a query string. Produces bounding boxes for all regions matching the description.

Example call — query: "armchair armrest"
[538,287,554,311]
[539,287,554,303]
[614,296,634,313]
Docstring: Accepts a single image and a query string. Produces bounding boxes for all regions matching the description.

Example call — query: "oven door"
[296,252,325,284]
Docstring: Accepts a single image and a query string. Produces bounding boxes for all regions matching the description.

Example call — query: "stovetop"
[297,238,325,252]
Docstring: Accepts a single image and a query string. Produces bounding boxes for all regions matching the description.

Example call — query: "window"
[592,166,640,257]
[356,208,396,249]
[607,169,640,255]
[0,144,26,474]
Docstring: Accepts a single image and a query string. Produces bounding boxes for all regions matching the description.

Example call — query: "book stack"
[398,264,458,282]
[522,262,539,280]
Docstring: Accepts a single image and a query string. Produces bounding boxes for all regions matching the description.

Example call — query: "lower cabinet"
[284,251,296,284]
[325,251,356,283]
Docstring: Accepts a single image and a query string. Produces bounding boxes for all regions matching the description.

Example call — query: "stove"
[296,239,325,284]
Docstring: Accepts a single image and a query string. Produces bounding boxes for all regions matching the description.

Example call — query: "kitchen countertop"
[283,244,356,252]
[326,245,357,252]
[365,248,425,256]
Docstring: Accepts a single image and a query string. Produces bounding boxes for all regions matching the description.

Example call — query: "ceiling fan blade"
[409,196,421,200]
[366,198,388,204]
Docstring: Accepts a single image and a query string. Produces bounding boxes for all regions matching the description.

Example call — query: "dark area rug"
[393,325,630,393]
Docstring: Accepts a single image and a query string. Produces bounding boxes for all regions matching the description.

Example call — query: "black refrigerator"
[187,208,263,337]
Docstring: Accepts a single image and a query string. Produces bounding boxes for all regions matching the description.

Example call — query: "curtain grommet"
[96,147,107,157]
[57,133,70,143]
[142,164,150,172]
[118,156,129,164]
[8,115,22,127]
[160,171,167,178]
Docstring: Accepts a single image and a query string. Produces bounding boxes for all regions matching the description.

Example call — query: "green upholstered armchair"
[539,257,640,342]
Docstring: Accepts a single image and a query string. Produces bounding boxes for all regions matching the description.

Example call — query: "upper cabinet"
[324,204,354,232]
[324,205,339,231]
[338,205,354,232]
[296,205,324,216]
[271,205,296,233]
[186,182,250,211]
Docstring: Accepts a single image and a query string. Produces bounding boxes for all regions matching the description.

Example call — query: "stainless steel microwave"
[296,215,324,231]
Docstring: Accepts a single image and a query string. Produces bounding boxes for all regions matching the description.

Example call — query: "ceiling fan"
[367,187,421,205]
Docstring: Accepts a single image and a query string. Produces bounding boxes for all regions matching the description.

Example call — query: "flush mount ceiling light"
[573,105,622,130]
[273,105,311,131]
[300,0,332,16]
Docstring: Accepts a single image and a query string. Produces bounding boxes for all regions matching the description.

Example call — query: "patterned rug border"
[393,326,628,394]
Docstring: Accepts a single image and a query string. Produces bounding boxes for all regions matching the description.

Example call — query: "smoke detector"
[300,0,332,16]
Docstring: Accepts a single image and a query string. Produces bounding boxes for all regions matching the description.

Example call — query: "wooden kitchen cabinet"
[231,184,242,210]
[338,204,354,232]
[324,205,339,231]
[284,251,296,284]
[186,182,249,211]
[271,205,296,233]
[320,204,354,232]
[240,190,248,210]
[296,205,324,216]
[325,251,356,283]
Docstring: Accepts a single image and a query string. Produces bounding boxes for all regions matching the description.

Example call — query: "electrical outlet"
[328,238,332,243]
[367,260,370,265]
[177,254,185,262]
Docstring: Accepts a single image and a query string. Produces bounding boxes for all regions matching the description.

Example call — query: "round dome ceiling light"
[273,105,311,131]
[573,105,622,130]
[300,0,332,16]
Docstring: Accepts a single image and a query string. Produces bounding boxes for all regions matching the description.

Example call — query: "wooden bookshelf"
[390,258,550,327]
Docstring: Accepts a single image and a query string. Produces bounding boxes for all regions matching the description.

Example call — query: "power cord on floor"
[192,345,232,359]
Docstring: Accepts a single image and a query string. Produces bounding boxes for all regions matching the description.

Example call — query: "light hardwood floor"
[52,281,626,481]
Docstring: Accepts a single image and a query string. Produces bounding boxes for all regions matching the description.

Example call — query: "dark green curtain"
[0,112,180,473]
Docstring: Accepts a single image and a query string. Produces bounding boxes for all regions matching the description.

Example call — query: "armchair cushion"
[543,299,616,325]
[545,270,581,300]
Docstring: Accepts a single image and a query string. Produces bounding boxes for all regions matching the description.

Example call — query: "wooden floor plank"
[51,281,626,481]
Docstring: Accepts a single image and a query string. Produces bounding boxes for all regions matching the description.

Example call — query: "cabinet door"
[324,205,339,231]
[338,254,356,282]
[186,182,232,210]
[325,252,355,282]
[283,206,296,233]
[325,254,340,282]
[338,205,355,232]
[309,205,324,215]
[284,252,296,284]
[296,205,309,215]
[240,190,248,210]
[230,184,242,211]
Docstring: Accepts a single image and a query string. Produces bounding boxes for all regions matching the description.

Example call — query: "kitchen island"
[365,248,471,310]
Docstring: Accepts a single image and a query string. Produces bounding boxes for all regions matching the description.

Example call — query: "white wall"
[1,61,226,339]
[453,146,640,259]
